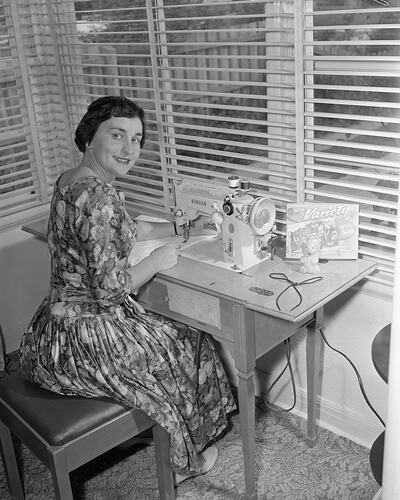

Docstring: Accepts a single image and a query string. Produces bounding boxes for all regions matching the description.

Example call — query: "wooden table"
[22,219,376,499]
[370,324,391,487]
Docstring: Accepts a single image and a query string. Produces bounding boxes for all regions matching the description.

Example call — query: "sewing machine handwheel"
[249,197,276,235]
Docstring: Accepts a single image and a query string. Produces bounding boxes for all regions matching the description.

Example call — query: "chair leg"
[0,420,24,500]
[49,449,74,500]
[153,425,175,500]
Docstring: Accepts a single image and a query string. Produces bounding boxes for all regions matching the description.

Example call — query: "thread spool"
[240,178,251,191]
[227,175,240,189]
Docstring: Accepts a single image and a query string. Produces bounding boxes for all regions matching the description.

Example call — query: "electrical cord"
[263,339,297,412]
[319,327,385,428]
[262,325,385,428]
[268,272,323,312]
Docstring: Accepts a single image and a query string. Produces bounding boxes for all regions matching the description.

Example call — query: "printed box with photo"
[286,203,359,260]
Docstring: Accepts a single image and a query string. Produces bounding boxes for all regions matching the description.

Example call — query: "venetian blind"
[53,0,297,228]
[0,0,74,227]
[0,0,42,221]
[52,0,168,217]
[302,0,400,283]
[148,0,297,229]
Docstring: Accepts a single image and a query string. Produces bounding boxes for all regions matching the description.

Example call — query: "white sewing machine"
[172,176,276,272]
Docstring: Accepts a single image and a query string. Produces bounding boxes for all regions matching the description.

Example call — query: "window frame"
[301,1,400,284]
[1,0,399,286]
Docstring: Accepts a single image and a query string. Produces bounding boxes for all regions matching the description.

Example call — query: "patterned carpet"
[0,397,380,500]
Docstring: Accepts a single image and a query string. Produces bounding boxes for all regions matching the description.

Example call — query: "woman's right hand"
[150,242,180,272]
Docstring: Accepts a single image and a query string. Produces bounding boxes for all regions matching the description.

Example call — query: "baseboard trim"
[269,386,383,449]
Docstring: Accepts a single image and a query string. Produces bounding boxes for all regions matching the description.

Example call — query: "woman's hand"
[128,240,180,292]
[150,241,180,272]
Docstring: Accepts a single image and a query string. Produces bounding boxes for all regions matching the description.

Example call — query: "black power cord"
[263,338,297,413]
[263,326,386,428]
[268,272,323,312]
[319,327,385,428]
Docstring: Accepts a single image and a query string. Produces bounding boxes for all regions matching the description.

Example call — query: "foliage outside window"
[0,0,399,284]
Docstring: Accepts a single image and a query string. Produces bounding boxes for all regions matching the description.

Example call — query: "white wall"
[256,280,391,448]
[0,227,50,352]
[0,226,391,447]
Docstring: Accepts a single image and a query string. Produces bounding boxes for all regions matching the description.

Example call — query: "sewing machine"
[172,176,276,272]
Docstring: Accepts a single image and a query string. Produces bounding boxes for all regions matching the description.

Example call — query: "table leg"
[234,304,257,500]
[237,369,256,499]
[306,308,323,446]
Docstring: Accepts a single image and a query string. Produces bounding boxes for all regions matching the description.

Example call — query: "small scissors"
[269,272,323,311]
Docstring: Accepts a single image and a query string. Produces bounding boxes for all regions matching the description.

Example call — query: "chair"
[0,375,175,499]
[369,323,390,487]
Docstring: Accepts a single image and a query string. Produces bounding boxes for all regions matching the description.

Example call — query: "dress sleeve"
[76,182,137,306]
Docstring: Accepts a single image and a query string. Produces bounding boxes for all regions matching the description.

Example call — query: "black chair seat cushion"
[0,375,128,446]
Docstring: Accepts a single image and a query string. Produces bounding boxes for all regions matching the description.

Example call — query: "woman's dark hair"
[75,96,146,153]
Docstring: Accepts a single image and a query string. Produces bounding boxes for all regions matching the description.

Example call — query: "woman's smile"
[85,116,143,182]
[112,155,131,165]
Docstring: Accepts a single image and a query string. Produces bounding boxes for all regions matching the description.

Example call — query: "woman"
[19,96,236,483]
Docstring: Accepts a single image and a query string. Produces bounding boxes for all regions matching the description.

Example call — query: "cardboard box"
[286,203,359,259]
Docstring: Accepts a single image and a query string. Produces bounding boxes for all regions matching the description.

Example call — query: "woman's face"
[88,116,143,180]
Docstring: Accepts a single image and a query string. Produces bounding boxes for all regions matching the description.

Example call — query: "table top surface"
[22,218,377,323]
[161,255,376,323]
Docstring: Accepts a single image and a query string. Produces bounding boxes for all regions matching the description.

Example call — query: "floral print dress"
[19,176,236,474]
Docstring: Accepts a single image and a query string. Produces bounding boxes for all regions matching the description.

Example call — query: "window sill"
[0,204,50,233]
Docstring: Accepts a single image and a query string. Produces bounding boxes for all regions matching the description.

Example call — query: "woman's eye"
[112,133,122,140]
